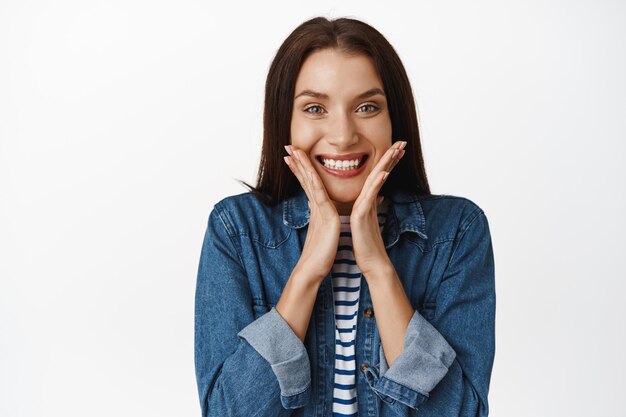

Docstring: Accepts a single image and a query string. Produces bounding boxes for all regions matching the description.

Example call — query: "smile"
[315,154,369,178]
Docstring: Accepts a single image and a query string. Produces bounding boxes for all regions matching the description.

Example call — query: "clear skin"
[275,48,414,367]
[290,48,393,215]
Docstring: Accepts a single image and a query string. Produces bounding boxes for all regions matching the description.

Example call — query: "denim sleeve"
[365,209,496,417]
[194,204,311,417]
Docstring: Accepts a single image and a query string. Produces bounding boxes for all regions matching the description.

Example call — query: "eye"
[357,103,380,113]
[303,105,325,114]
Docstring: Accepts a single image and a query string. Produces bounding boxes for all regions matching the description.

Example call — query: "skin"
[275,48,415,367]
[289,47,393,215]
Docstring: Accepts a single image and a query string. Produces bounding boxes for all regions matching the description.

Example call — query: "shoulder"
[209,191,291,247]
[415,193,489,242]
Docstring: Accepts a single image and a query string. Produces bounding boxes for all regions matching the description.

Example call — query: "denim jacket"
[194,187,496,417]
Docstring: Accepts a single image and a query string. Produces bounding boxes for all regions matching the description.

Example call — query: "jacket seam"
[229,231,292,249]
[380,374,430,398]
[213,203,247,276]
[403,236,455,252]
[446,208,485,270]
[215,200,292,249]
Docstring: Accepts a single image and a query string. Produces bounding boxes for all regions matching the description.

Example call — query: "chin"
[326,186,361,204]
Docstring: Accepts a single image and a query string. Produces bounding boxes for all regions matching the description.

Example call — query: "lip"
[316,154,369,178]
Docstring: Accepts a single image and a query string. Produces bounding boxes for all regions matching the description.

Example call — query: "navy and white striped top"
[331,197,388,417]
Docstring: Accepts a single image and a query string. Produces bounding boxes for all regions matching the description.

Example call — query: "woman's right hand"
[284,145,341,284]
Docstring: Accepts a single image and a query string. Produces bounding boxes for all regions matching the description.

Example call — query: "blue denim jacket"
[194,187,496,417]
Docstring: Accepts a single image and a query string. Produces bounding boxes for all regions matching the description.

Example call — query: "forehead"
[294,48,383,96]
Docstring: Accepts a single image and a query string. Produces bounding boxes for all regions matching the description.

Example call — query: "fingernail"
[399,141,407,150]
[284,156,291,166]
[284,145,293,156]
[382,172,389,182]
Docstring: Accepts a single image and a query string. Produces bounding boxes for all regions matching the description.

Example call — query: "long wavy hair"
[237,16,431,206]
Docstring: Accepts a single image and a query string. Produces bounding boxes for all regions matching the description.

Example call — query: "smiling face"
[290,48,393,215]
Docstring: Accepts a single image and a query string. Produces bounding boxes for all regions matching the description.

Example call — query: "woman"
[195,16,495,417]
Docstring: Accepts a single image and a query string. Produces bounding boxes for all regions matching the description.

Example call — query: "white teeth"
[321,157,363,170]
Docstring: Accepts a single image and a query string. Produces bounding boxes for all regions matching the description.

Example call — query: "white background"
[1,1,625,416]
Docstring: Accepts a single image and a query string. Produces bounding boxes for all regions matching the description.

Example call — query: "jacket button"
[364,308,374,318]
[360,363,368,372]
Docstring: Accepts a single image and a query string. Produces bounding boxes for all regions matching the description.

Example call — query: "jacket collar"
[282,187,428,248]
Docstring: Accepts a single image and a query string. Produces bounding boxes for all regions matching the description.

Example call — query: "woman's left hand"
[351,140,407,279]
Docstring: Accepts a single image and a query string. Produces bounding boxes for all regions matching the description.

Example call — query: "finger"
[292,148,335,210]
[361,140,405,192]
[388,148,405,172]
[381,142,406,174]
[285,145,314,199]
[356,142,406,211]
[379,140,404,173]
[361,170,390,209]
[284,155,309,196]
[386,141,406,171]
[284,147,314,202]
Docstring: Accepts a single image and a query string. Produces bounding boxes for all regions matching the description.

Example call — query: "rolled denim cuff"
[237,306,311,409]
[375,310,456,409]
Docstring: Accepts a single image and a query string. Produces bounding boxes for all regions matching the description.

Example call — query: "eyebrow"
[294,87,386,101]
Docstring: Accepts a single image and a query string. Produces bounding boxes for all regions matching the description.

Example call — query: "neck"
[333,200,354,216]
[333,196,385,216]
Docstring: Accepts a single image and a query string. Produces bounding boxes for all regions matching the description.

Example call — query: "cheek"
[290,116,322,149]
[368,113,393,145]
[372,125,393,159]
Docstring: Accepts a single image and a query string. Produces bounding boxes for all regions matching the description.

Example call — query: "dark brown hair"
[237,16,431,206]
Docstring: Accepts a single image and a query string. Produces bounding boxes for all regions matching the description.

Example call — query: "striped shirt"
[331,197,388,417]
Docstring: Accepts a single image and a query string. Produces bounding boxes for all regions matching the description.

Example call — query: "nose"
[325,110,358,150]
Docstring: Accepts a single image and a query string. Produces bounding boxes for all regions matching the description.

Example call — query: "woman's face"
[290,48,393,215]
